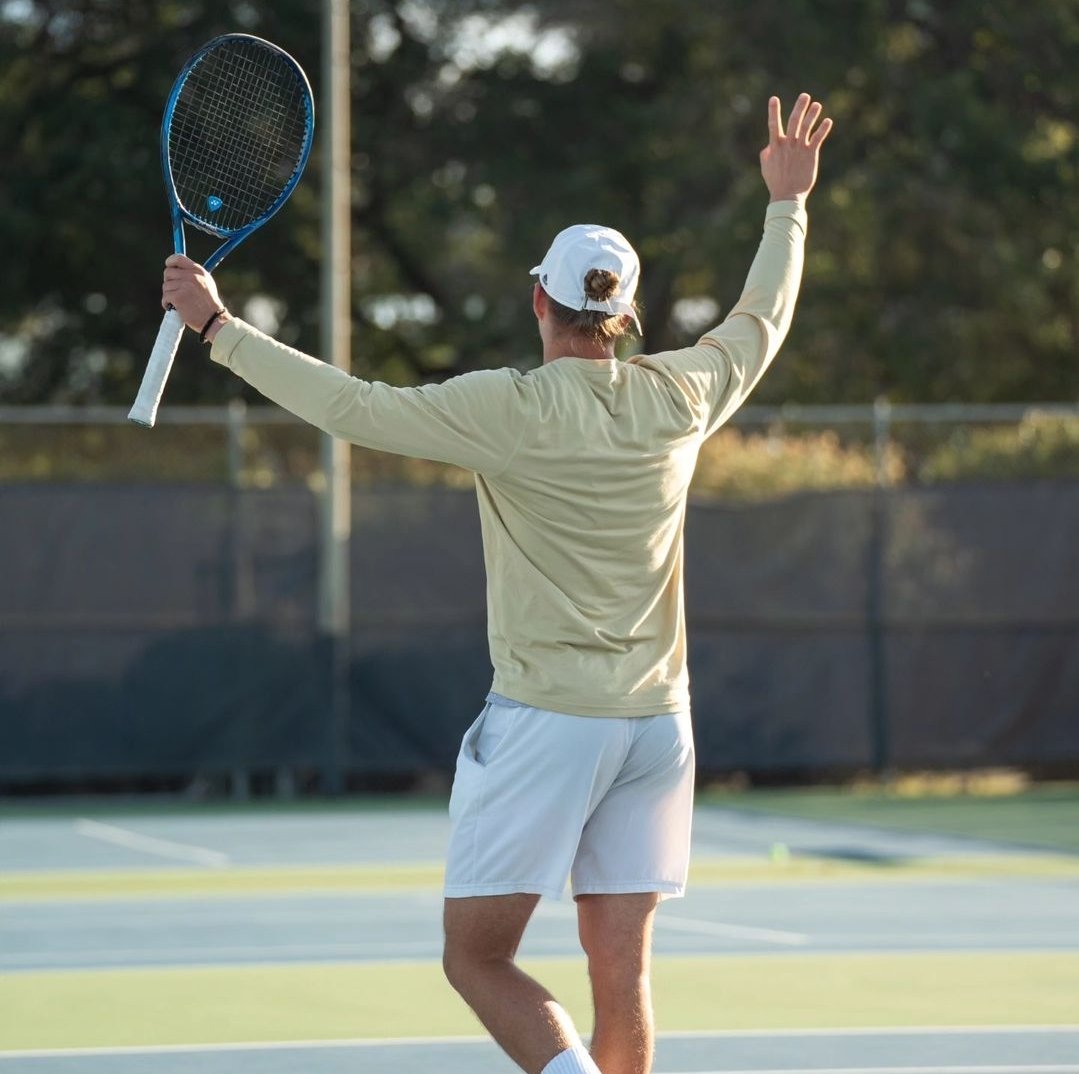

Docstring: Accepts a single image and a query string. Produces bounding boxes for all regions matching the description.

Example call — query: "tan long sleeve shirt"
[210,200,808,716]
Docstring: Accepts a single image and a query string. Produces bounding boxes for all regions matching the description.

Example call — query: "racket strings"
[168,39,311,233]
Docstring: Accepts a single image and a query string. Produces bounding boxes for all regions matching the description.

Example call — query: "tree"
[1,0,1075,406]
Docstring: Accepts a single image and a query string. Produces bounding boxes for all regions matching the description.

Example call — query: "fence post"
[867,397,892,775]
[225,399,254,797]
[226,398,246,488]
[225,399,256,621]
[319,0,353,796]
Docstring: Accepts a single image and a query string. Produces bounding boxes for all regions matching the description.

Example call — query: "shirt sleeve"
[210,320,528,476]
[630,199,807,438]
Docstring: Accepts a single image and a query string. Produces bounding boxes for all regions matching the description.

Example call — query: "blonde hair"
[544,268,639,342]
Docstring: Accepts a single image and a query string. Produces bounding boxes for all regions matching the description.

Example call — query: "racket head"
[162,33,315,247]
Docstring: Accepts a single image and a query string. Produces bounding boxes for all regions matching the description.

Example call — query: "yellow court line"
[2,854,1078,902]
[0,863,447,901]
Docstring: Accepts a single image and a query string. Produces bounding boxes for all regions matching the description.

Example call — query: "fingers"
[159,254,224,325]
[162,255,208,288]
[760,92,832,202]
[787,92,811,139]
[768,93,832,147]
[163,255,207,280]
[809,115,834,148]
[767,96,782,146]
[160,278,185,311]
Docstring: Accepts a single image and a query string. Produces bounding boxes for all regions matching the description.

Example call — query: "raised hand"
[759,93,833,203]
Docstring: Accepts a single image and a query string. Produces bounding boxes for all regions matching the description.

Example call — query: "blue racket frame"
[129,33,315,427]
[161,32,316,271]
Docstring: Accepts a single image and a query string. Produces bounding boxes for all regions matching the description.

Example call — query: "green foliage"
[918,413,1079,483]
[0,0,324,405]
[691,428,904,501]
[0,424,232,481]
[0,0,1076,406]
[0,417,900,500]
[6,411,1079,496]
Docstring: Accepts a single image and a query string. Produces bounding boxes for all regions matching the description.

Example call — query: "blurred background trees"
[1,0,1075,406]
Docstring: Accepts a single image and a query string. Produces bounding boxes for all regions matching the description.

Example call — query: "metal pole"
[867,396,892,776]
[226,398,255,795]
[226,398,256,620]
[319,0,351,795]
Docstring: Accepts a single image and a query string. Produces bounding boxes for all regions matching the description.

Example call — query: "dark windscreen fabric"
[1,481,1076,780]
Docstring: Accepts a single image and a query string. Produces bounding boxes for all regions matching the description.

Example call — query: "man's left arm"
[631,93,830,439]
[631,200,806,437]
[693,199,807,435]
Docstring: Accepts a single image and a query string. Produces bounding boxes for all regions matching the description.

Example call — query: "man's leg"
[444,893,594,1074]
[577,892,660,1074]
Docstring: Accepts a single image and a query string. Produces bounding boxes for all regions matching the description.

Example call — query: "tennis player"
[163,92,831,1074]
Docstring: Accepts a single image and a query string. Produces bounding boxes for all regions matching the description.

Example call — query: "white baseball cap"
[530,224,642,334]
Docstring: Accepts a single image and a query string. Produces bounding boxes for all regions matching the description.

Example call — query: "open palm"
[759,93,833,202]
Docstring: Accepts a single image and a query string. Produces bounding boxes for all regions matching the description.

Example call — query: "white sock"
[540,1044,602,1074]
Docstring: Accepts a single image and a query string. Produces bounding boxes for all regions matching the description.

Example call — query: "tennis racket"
[129,33,315,427]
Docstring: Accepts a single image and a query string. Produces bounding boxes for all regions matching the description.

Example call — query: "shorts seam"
[572,882,684,893]
[444,881,565,899]
[467,704,495,887]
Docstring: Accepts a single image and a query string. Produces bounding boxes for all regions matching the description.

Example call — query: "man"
[163,92,832,1074]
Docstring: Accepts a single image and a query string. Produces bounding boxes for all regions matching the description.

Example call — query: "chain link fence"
[1,403,1077,794]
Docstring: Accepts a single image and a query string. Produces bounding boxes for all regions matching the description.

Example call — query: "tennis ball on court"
[770,842,790,864]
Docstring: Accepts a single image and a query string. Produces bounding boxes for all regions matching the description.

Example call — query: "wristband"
[199,308,228,344]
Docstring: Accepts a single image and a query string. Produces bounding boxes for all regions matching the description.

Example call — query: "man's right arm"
[161,257,527,476]
[210,320,527,476]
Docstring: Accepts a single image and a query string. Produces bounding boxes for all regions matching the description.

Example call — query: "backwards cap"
[530,224,642,334]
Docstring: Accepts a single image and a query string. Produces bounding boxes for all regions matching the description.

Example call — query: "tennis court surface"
[1,792,1077,1073]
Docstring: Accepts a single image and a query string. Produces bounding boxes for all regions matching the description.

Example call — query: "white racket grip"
[129,308,185,427]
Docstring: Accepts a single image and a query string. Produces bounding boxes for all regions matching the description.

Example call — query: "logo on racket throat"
[206,195,223,213]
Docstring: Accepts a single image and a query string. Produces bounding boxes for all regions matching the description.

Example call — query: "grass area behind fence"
[3,411,1079,497]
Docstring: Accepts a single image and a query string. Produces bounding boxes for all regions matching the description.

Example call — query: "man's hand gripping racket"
[129,33,315,428]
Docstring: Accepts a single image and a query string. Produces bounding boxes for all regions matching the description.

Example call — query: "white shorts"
[444,697,695,901]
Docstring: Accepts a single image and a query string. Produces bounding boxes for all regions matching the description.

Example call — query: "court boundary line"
[73,820,229,868]
[656,1067,1079,1074]
[657,914,809,946]
[540,894,810,947]
[2,1025,1076,1059]
[1,946,1073,975]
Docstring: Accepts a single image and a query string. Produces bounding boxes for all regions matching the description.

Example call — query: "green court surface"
[3,952,1077,1050]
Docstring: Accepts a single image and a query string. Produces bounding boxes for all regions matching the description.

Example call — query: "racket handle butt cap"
[128,308,186,428]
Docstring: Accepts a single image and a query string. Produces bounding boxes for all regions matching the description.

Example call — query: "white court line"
[657,913,809,946]
[2,1026,1076,1060]
[538,901,809,947]
[0,1038,486,1060]
[73,819,229,867]
[658,1068,1079,1074]
[0,940,442,968]
[664,1027,1079,1039]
